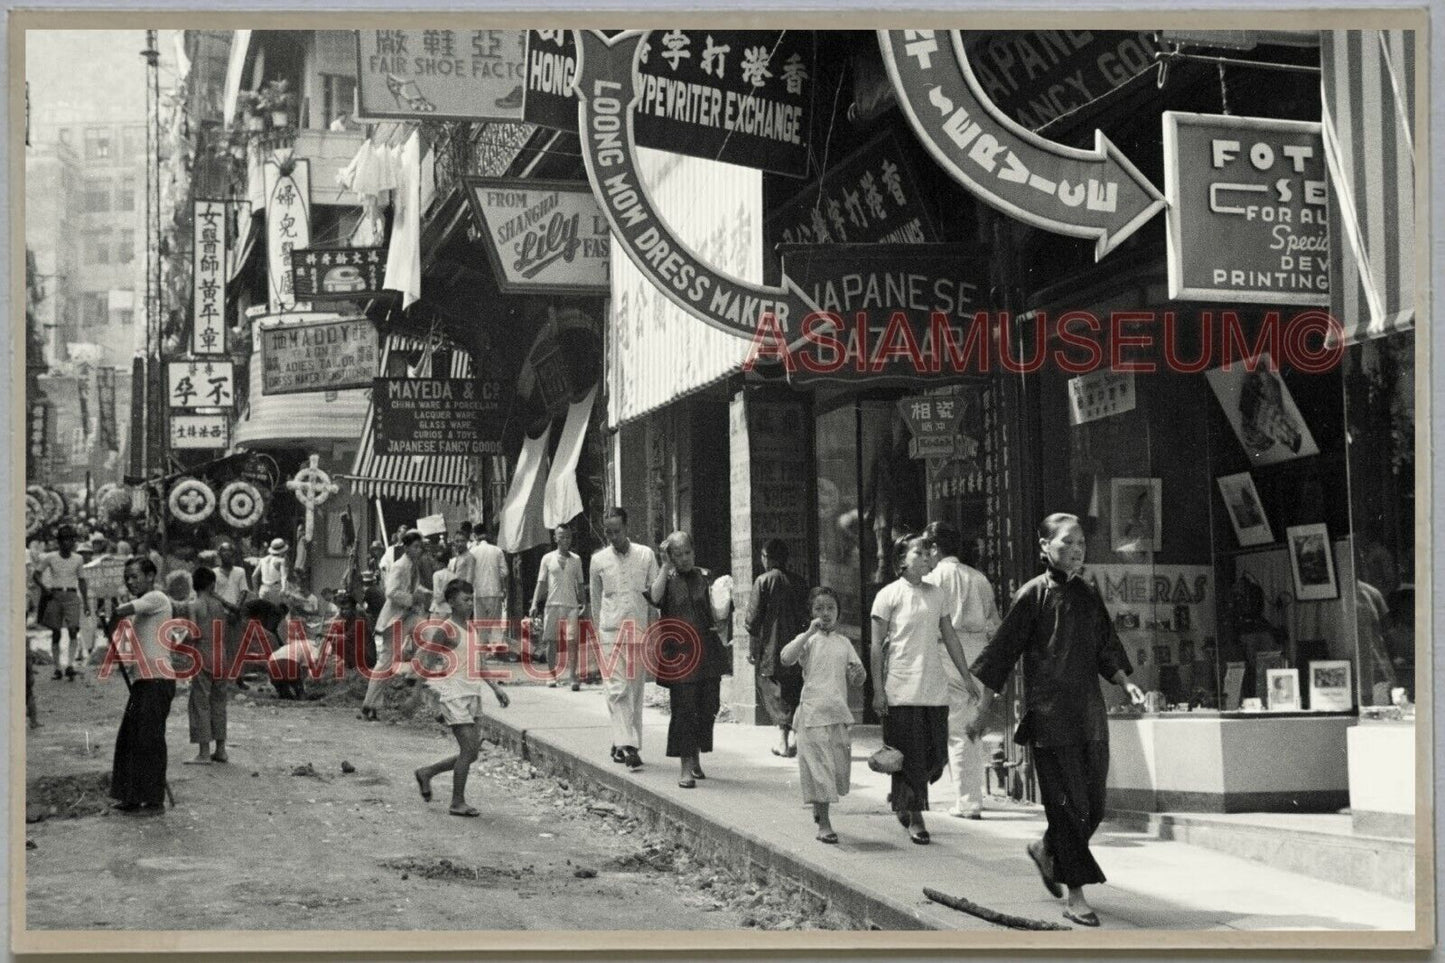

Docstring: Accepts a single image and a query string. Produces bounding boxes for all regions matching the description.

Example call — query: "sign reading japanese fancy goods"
[192,199,228,355]
[289,246,387,301]
[1163,112,1329,304]
[525,29,816,177]
[169,414,231,450]
[878,30,1165,259]
[263,159,311,314]
[260,317,379,396]
[167,360,235,411]
[372,376,506,457]
[463,178,611,294]
[356,29,527,121]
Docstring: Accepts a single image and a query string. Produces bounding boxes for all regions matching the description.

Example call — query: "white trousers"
[944,658,986,810]
[601,629,645,750]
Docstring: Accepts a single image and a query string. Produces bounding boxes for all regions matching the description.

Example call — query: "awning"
[346,334,476,502]
[232,315,372,447]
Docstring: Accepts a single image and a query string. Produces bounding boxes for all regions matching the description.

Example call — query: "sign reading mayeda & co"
[372,377,506,456]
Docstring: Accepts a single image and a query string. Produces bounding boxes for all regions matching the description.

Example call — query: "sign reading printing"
[463,177,611,294]
[1163,112,1329,304]
[167,361,234,411]
[169,413,231,450]
[356,29,527,121]
[372,377,505,456]
[192,199,227,355]
[290,247,387,301]
[261,317,379,396]
[526,29,815,177]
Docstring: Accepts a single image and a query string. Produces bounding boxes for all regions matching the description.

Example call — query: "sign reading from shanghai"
[290,246,388,301]
[263,159,311,314]
[356,29,527,121]
[525,29,816,177]
[167,360,234,411]
[192,199,228,355]
[169,413,231,450]
[463,177,611,294]
[372,377,506,456]
[1163,111,1329,304]
[261,317,380,396]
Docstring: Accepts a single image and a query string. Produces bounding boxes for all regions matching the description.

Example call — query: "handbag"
[868,745,905,774]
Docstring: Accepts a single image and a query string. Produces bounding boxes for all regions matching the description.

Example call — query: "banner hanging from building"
[261,317,380,396]
[263,159,311,314]
[289,246,388,301]
[167,360,235,411]
[356,29,527,121]
[463,177,611,294]
[170,414,231,450]
[372,376,507,456]
[96,366,118,451]
[193,199,228,354]
[28,403,48,476]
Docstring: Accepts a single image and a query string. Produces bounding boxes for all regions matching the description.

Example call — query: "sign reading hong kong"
[463,177,611,294]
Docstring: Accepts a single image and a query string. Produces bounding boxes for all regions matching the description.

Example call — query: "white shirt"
[213,565,249,607]
[870,578,950,707]
[378,553,420,632]
[589,542,658,635]
[781,629,863,728]
[924,556,1000,663]
[535,550,585,610]
[420,619,487,701]
[39,551,85,590]
[257,554,287,592]
[431,566,456,616]
[468,540,508,598]
[122,589,174,675]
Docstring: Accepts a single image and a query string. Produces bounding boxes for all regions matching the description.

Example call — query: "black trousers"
[111,679,177,807]
[665,676,721,758]
[1032,740,1110,887]
[883,704,949,813]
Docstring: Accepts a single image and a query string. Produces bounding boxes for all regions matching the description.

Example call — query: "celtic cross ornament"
[287,454,338,542]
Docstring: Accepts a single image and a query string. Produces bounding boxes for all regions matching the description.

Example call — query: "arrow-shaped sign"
[878,30,1165,259]
[571,30,823,343]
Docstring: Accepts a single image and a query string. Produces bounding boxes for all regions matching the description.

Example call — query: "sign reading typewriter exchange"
[463,177,611,294]
[289,246,387,301]
[261,317,379,396]
[372,377,506,457]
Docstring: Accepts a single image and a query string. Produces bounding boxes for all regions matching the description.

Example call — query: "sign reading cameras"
[1164,112,1329,304]
[463,178,611,294]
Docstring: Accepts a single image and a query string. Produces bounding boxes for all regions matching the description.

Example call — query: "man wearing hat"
[256,538,290,603]
[33,526,89,680]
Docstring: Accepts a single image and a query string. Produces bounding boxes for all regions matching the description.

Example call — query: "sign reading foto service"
[463,178,610,294]
[1163,111,1329,304]
[372,377,506,457]
[356,29,527,121]
[261,317,379,396]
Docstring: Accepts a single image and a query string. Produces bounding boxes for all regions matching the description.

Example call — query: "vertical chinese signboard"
[193,199,228,354]
[97,367,118,452]
[28,403,49,480]
[264,159,311,314]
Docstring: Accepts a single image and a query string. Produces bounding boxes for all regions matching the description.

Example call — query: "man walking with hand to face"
[590,507,658,771]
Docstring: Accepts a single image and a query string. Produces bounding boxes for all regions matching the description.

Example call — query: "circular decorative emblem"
[219,480,265,529]
[42,488,67,525]
[25,493,44,535]
[168,477,217,524]
[288,458,338,510]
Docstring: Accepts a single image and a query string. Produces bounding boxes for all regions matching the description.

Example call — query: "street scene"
[19,19,1423,951]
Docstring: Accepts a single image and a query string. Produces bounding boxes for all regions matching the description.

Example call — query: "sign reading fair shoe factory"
[526,28,816,177]
[261,317,379,396]
[463,178,611,294]
[355,29,527,121]
[372,377,506,456]
[1163,112,1329,304]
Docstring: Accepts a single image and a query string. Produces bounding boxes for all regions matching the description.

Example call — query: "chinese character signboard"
[261,317,379,396]
[463,178,610,294]
[97,367,118,451]
[1067,370,1137,426]
[1163,112,1329,304]
[167,361,234,411]
[192,199,228,354]
[372,377,507,456]
[898,390,973,461]
[524,29,816,177]
[264,159,311,314]
[170,413,231,450]
[356,29,527,121]
[28,403,48,477]
[290,247,387,301]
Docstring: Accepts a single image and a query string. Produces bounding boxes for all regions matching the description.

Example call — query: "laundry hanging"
[498,426,553,554]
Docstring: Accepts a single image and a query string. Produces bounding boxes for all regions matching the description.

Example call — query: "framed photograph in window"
[1217,471,1274,547]
[1309,660,1354,712]
[1286,523,1339,601]
[1266,668,1301,712]
[1111,477,1162,552]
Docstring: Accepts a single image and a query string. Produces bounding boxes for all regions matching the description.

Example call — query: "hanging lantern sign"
[168,477,217,525]
[219,480,265,529]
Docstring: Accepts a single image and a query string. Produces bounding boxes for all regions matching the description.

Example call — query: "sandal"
[816,830,839,844]
[1063,909,1100,927]
[677,778,696,789]
[689,764,706,780]
[449,805,481,817]
[1027,841,1063,898]
[909,829,931,845]
[414,770,433,802]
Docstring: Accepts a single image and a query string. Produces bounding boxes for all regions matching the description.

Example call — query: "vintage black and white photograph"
[12,9,1429,955]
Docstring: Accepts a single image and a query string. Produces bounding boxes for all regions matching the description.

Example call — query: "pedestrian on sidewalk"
[969,512,1145,927]
[589,507,658,772]
[780,586,866,844]
[869,534,980,845]
[108,557,176,814]
[412,579,510,817]
[923,521,1000,820]
[213,541,250,612]
[531,523,587,690]
[744,538,808,758]
[362,529,426,721]
[651,531,731,789]
[468,524,510,656]
[34,525,89,680]
[184,567,231,765]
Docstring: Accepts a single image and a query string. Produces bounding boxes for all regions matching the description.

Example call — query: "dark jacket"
[744,567,808,679]
[655,568,731,687]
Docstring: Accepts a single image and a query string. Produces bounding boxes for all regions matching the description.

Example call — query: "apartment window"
[84,233,110,265]
[117,175,136,212]
[320,74,357,128]
[117,231,135,264]
[112,308,134,329]
[83,179,111,213]
[84,127,112,161]
[81,293,108,327]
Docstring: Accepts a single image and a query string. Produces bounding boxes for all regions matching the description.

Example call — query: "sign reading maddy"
[526,29,816,178]
[878,30,1164,259]
[372,377,506,457]
[261,317,380,396]
[356,29,527,121]
[1163,111,1329,304]
[464,177,611,294]
[290,246,387,301]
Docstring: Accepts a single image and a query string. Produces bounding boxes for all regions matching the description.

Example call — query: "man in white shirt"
[213,541,250,611]
[107,556,176,812]
[34,526,89,680]
[468,525,510,653]
[923,521,1001,819]
[363,530,427,720]
[531,523,588,689]
[589,507,658,771]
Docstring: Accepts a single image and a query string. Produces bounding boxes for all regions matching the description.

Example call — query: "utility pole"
[141,31,161,482]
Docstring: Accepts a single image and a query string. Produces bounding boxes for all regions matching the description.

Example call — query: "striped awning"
[1322,29,1416,345]
[346,334,477,503]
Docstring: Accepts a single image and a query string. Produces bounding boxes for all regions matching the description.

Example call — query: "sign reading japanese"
[290,246,387,301]
[261,317,379,396]
[526,29,816,177]
[372,377,506,456]
[464,177,611,294]
[264,159,311,314]
[169,414,231,450]
[192,199,228,354]
[167,360,235,411]
[356,29,527,121]
[97,367,118,451]
[1163,111,1329,304]
[1067,370,1137,425]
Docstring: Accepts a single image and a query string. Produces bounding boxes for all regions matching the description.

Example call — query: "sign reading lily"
[878,30,1165,259]
[464,177,611,294]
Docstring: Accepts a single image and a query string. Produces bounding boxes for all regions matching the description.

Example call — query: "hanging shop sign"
[526,29,816,177]
[168,477,217,524]
[898,389,974,461]
[28,403,48,473]
[1067,369,1137,426]
[263,158,311,314]
[96,367,118,452]
[289,246,388,301]
[83,555,127,599]
[356,29,527,122]
[168,360,235,411]
[878,30,1165,259]
[372,376,507,457]
[769,130,939,247]
[169,413,231,450]
[261,316,380,396]
[193,199,228,354]
[218,480,265,529]
[777,243,988,386]
[573,30,822,341]
[464,178,611,294]
[241,452,280,494]
[1162,111,1329,304]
